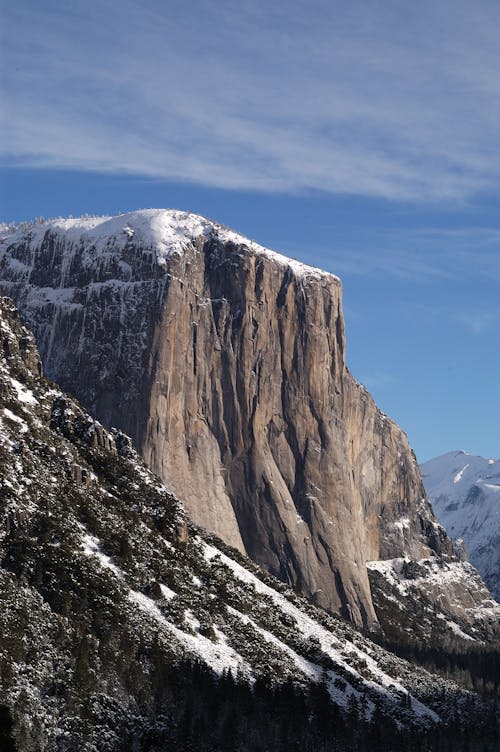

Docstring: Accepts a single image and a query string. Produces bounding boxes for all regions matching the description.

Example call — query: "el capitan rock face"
[0,210,453,628]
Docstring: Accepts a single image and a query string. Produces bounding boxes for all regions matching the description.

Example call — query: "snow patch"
[3,408,28,433]
[128,590,250,678]
[453,465,469,484]
[81,534,124,578]
[159,583,176,600]
[11,378,38,405]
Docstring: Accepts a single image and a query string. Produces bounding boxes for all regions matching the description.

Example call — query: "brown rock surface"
[0,210,454,628]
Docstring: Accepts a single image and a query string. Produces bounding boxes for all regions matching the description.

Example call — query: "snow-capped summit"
[0,208,335,280]
[421,450,500,601]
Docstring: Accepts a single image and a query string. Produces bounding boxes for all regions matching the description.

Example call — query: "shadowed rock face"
[0,211,453,628]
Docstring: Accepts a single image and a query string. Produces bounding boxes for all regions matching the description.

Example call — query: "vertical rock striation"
[0,210,452,628]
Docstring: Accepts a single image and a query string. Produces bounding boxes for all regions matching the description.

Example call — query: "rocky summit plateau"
[0,209,498,645]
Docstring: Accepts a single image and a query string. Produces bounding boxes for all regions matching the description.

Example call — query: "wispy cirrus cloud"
[3,0,500,201]
[289,225,500,282]
[357,370,396,390]
[397,299,500,334]
[456,308,500,333]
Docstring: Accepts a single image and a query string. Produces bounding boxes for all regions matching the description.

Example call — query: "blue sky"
[1,0,499,461]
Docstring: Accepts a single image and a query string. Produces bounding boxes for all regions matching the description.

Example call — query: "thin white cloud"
[287,225,500,281]
[3,1,500,200]
[358,370,396,390]
[456,308,500,333]
[404,300,500,333]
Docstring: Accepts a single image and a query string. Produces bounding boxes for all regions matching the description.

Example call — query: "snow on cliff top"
[0,209,338,282]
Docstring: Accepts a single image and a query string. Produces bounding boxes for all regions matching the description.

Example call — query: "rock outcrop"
[0,211,456,628]
[367,557,499,649]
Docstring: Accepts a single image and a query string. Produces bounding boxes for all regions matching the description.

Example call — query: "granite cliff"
[0,211,466,629]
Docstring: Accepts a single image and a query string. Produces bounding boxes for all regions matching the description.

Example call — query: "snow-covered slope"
[421,451,500,601]
[4,295,496,750]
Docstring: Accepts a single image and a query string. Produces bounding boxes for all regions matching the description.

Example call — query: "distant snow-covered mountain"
[421,450,500,601]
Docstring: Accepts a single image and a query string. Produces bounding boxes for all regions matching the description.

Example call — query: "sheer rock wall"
[0,212,452,627]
